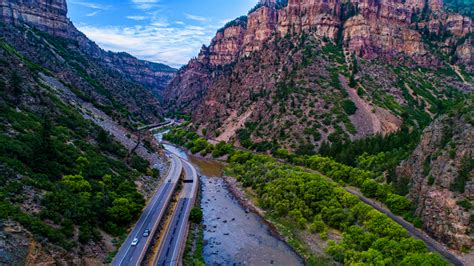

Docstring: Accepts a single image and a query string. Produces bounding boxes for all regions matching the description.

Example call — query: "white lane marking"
[117,157,178,266]
[169,160,197,264]
[136,155,182,263]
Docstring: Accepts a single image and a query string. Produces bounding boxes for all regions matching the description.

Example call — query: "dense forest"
[225,152,448,265]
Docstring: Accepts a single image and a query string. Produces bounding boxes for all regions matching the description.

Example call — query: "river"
[155,132,303,265]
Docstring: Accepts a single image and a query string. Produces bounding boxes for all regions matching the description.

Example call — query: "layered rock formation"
[207,21,246,66]
[165,0,473,149]
[277,0,341,39]
[244,5,278,55]
[0,0,175,94]
[190,0,473,68]
[0,0,69,37]
[397,101,473,251]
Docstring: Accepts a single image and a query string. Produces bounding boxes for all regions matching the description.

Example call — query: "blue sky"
[68,0,259,67]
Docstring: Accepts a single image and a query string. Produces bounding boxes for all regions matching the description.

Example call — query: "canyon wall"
[193,0,472,68]
[397,103,473,251]
[0,0,175,93]
[0,0,70,37]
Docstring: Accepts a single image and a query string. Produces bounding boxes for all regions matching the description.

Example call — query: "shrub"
[189,208,203,224]
[342,100,357,115]
[361,179,378,198]
[385,193,412,215]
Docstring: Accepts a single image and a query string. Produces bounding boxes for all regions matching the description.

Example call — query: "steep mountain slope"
[165,0,473,154]
[0,34,160,264]
[0,0,175,117]
[0,0,173,264]
[397,98,473,253]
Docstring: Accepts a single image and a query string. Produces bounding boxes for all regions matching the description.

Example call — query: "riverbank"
[222,175,334,265]
[155,132,303,265]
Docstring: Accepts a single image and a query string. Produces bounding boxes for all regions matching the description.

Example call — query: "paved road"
[112,155,182,266]
[153,160,199,266]
[346,188,464,266]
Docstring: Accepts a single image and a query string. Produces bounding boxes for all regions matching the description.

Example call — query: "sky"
[68,0,259,68]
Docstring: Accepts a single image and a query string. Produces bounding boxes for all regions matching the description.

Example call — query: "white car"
[131,238,139,246]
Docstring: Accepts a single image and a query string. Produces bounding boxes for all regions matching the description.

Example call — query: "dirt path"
[451,64,470,85]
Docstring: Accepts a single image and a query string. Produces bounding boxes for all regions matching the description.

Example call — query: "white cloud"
[70,1,111,10]
[77,22,217,67]
[184,13,207,22]
[126,16,148,21]
[131,0,161,10]
[86,11,100,17]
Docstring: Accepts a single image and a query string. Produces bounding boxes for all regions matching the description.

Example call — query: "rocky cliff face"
[244,6,278,55]
[0,0,69,37]
[208,23,246,66]
[0,0,175,94]
[164,0,473,151]
[397,101,473,252]
[187,0,473,67]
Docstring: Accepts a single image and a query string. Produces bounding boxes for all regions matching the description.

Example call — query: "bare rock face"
[277,0,341,39]
[341,0,433,62]
[406,0,444,11]
[343,14,427,59]
[0,0,69,37]
[0,0,175,94]
[397,104,473,251]
[456,38,473,65]
[188,0,472,71]
[209,25,246,66]
[244,5,278,55]
[445,14,473,37]
[164,58,212,112]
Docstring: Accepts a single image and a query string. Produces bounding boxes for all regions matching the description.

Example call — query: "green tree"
[62,174,92,193]
[399,253,450,265]
[76,156,89,174]
[385,193,412,215]
[107,198,133,224]
[191,138,208,154]
[361,179,378,198]
[342,99,357,115]
[189,207,203,224]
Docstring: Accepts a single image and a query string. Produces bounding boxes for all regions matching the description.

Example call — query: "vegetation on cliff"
[0,27,157,255]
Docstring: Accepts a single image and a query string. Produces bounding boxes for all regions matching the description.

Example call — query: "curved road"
[112,155,182,266]
[153,159,199,266]
[346,188,464,266]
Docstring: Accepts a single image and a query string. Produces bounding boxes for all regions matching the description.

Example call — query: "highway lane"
[153,160,198,266]
[112,155,182,266]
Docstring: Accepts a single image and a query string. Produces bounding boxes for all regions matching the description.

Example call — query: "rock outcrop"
[0,0,175,94]
[244,5,278,55]
[0,0,69,37]
[277,0,341,39]
[164,0,474,141]
[397,102,473,251]
[188,0,473,69]
[208,23,246,66]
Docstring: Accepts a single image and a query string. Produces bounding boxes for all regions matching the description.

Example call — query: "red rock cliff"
[194,0,472,68]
